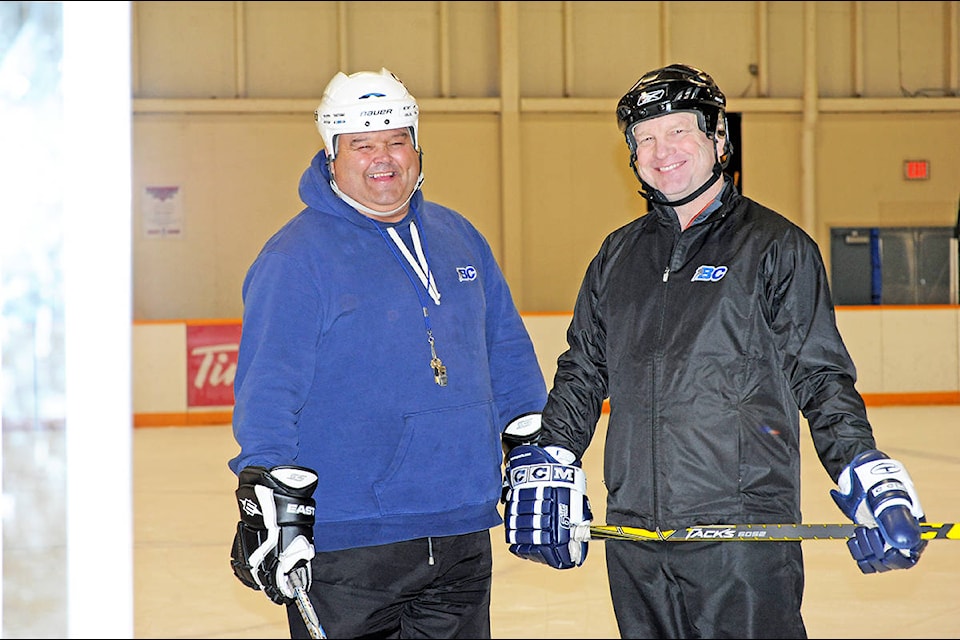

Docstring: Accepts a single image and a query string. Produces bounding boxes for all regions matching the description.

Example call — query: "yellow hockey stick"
[574,522,960,542]
[289,569,326,639]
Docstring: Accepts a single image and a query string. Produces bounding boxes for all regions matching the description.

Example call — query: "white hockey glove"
[231,465,318,604]
[830,449,926,574]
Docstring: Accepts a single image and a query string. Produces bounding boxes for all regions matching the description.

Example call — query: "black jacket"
[541,179,876,530]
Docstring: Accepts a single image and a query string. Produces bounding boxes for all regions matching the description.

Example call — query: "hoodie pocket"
[374,400,501,516]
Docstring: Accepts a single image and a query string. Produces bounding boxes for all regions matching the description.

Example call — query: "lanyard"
[375,218,447,386]
[386,223,441,305]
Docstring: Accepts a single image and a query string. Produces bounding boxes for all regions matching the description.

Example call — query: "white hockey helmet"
[315,68,420,160]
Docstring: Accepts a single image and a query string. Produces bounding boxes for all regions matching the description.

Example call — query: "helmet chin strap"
[630,131,729,208]
[632,159,723,208]
[328,148,425,218]
[330,171,424,218]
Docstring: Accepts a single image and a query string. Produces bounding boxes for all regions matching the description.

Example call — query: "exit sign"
[904,160,930,180]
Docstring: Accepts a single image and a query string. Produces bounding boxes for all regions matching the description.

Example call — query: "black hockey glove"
[230,465,318,605]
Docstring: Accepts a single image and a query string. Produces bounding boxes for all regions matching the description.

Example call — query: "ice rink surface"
[124,404,960,639]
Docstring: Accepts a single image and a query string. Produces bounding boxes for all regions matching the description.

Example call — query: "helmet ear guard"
[314,68,420,161]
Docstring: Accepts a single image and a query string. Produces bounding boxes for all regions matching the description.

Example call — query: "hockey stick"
[289,569,326,639]
[574,522,959,543]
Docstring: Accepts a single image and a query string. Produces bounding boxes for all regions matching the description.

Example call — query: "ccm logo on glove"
[510,464,579,486]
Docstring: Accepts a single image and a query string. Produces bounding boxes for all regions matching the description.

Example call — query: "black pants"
[287,531,492,639]
[605,539,808,639]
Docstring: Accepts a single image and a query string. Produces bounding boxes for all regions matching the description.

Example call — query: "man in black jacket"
[501,64,927,638]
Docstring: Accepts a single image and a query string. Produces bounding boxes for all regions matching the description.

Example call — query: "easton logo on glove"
[287,503,315,516]
[239,497,262,518]
[239,496,313,517]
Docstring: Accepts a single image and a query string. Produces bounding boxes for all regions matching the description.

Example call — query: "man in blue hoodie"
[228,68,547,639]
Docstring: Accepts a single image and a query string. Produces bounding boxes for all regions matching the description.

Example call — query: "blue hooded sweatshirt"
[228,149,547,551]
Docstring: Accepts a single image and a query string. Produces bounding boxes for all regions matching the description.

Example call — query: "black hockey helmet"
[616,63,731,163]
[616,64,733,206]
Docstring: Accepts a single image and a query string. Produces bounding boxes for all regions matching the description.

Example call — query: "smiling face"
[330,127,421,222]
[630,111,725,204]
